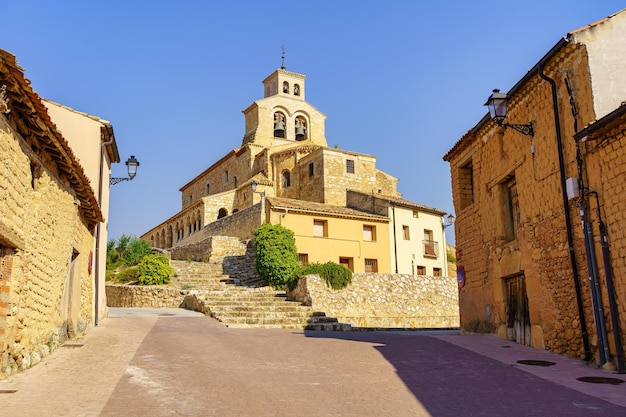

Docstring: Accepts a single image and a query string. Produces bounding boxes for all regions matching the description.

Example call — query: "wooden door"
[505,274,531,346]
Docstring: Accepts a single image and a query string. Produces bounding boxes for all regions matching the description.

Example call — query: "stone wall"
[287,273,459,329]
[170,236,248,262]
[204,204,262,241]
[0,117,95,377]
[106,285,186,308]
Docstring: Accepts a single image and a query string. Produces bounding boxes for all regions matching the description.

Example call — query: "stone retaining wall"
[287,273,459,329]
[106,285,186,308]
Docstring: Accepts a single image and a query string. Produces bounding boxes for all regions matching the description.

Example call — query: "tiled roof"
[359,192,447,216]
[266,197,389,222]
[0,49,103,226]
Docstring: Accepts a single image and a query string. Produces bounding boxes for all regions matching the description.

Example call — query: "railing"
[423,240,439,258]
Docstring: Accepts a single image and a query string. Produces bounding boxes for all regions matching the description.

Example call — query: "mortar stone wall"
[0,118,95,378]
[170,236,248,262]
[106,285,185,308]
[287,273,459,329]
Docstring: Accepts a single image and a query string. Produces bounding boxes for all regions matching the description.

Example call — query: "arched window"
[294,84,300,96]
[273,112,285,138]
[295,116,307,141]
[218,208,228,219]
[282,170,291,188]
[283,81,289,93]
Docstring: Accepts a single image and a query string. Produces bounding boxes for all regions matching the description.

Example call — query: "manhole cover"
[501,345,513,348]
[577,376,625,385]
[517,359,556,367]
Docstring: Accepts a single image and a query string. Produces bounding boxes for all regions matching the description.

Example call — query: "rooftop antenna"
[281,44,286,70]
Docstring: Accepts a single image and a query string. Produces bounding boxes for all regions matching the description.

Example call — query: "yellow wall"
[268,209,391,273]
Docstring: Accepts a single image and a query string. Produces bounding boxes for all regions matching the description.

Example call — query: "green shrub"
[137,254,173,285]
[106,234,152,269]
[115,265,140,283]
[292,261,352,290]
[254,223,299,289]
[125,238,153,266]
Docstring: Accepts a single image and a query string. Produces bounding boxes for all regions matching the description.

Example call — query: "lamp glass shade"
[125,155,139,179]
[447,214,455,224]
[485,89,508,123]
[251,180,258,192]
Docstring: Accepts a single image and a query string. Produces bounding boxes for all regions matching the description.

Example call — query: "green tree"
[253,223,299,288]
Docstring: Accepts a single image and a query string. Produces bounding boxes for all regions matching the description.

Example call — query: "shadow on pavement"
[303,330,626,417]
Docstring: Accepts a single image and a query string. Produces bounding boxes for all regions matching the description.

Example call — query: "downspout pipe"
[538,63,592,361]
[391,206,398,273]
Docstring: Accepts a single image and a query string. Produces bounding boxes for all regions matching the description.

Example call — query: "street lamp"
[110,155,140,185]
[251,180,265,197]
[485,89,534,137]
[444,213,455,229]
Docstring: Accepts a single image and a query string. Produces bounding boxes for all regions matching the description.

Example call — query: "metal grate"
[517,359,556,367]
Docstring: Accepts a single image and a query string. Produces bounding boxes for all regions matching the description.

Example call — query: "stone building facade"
[443,9,626,367]
[143,67,449,274]
[0,49,107,376]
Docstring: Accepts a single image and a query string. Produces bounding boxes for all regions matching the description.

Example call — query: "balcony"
[423,240,439,258]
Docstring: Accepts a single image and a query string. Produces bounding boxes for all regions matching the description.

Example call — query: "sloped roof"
[0,49,103,226]
[349,190,447,216]
[266,196,389,222]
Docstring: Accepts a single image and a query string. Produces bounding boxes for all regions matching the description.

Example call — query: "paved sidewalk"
[0,308,624,416]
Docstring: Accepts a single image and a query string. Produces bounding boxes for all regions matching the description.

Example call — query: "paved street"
[1,308,625,417]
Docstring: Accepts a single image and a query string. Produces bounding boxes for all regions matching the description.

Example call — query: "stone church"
[143,66,449,275]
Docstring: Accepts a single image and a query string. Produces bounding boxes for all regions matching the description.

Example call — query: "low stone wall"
[106,285,186,308]
[287,273,459,329]
[170,236,248,262]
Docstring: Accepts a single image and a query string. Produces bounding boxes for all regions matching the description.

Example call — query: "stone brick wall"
[105,285,185,308]
[170,236,248,262]
[444,43,608,359]
[1,118,95,377]
[287,273,459,329]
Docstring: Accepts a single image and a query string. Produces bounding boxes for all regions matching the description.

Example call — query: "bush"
[115,265,140,283]
[106,234,152,269]
[254,223,299,288]
[137,254,173,285]
[290,261,352,290]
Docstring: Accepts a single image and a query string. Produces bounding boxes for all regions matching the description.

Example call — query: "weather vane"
[281,44,286,70]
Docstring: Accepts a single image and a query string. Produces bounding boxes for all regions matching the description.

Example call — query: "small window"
[282,170,291,188]
[298,253,309,266]
[314,220,327,237]
[417,265,426,275]
[413,210,419,218]
[218,208,228,219]
[189,195,193,204]
[364,259,378,273]
[206,183,210,195]
[225,170,229,183]
[294,84,300,96]
[346,159,355,174]
[283,81,289,93]
[459,159,474,209]
[402,225,410,240]
[339,257,354,272]
[433,268,442,277]
[309,162,314,177]
[363,225,376,241]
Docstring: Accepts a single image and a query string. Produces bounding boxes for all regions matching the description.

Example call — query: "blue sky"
[4,1,623,244]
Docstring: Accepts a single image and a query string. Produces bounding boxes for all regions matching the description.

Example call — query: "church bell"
[295,127,305,139]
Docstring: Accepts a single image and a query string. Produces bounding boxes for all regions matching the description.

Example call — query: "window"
[423,229,438,257]
[309,162,314,177]
[313,220,327,237]
[283,81,289,93]
[282,170,291,188]
[274,112,286,138]
[402,225,410,240]
[225,170,229,183]
[346,159,355,174]
[364,259,378,273]
[294,84,300,96]
[339,257,354,272]
[459,159,474,209]
[363,225,376,241]
[189,195,193,204]
[298,253,309,266]
[503,175,520,241]
[433,268,442,277]
[206,183,210,195]
[218,208,228,219]
[413,210,419,218]
[417,265,426,275]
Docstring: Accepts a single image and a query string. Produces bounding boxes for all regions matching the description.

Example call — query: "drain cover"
[577,376,625,385]
[501,345,513,348]
[517,359,556,367]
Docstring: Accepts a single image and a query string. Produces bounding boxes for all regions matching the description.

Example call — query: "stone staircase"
[170,260,351,331]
